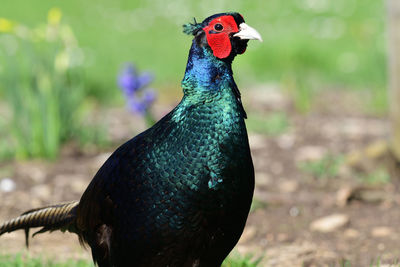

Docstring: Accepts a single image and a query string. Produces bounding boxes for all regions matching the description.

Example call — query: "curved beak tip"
[234,23,263,42]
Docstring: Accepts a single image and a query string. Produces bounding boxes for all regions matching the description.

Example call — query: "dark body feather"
[0,12,256,267]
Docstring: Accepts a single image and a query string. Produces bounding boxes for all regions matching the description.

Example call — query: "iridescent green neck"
[181,39,234,94]
[180,39,246,118]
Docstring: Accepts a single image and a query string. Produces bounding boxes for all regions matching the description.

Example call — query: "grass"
[0,254,93,267]
[341,258,400,267]
[358,167,391,185]
[299,154,344,179]
[0,253,260,267]
[223,254,262,267]
[250,197,268,213]
[246,112,289,136]
[0,0,387,103]
[0,11,108,160]
[2,254,398,267]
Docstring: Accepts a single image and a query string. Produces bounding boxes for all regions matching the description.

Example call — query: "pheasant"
[0,12,262,267]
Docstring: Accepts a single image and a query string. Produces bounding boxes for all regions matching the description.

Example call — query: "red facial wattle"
[203,16,239,59]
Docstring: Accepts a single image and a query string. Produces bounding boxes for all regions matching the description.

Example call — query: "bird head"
[183,12,262,60]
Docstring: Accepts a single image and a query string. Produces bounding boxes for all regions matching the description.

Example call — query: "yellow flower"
[0,18,14,33]
[48,7,62,25]
[55,51,70,73]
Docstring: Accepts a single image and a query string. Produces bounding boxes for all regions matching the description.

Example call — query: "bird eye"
[214,23,223,31]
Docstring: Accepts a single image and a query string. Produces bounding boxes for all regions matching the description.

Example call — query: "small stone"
[310,214,349,233]
[296,146,326,162]
[371,227,393,238]
[0,178,16,192]
[336,186,353,207]
[377,243,385,251]
[279,180,299,193]
[344,228,360,239]
[356,190,386,203]
[289,206,300,217]
[255,172,271,187]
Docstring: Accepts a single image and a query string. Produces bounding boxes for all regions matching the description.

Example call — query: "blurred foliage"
[250,197,268,213]
[0,254,93,267]
[299,154,344,179]
[339,259,400,267]
[246,112,289,136]
[0,9,106,160]
[358,167,391,185]
[223,253,262,267]
[0,0,387,108]
[0,253,260,266]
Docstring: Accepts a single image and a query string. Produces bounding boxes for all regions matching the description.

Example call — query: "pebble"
[336,186,353,207]
[255,172,271,187]
[279,180,299,193]
[344,228,360,239]
[310,213,349,233]
[371,227,393,238]
[296,146,326,162]
[356,189,387,204]
[0,178,16,192]
[289,206,300,217]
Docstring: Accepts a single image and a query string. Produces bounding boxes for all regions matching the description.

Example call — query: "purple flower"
[126,90,156,114]
[117,63,156,116]
[127,97,147,114]
[143,90,156,104]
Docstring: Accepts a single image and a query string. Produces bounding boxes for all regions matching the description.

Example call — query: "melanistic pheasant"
[0,12,262,267]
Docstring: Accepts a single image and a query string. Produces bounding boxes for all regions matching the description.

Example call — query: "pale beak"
[233,23,263,42]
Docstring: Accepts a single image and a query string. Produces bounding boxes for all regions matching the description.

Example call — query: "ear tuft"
[183,18,203,36]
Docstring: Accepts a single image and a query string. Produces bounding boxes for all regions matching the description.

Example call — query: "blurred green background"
[0,1,392,265]
[0,0,386,159]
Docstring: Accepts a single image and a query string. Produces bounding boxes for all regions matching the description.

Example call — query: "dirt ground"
[0,87,399,266]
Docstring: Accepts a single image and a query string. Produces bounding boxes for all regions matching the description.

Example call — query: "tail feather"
[0,201,79,246]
